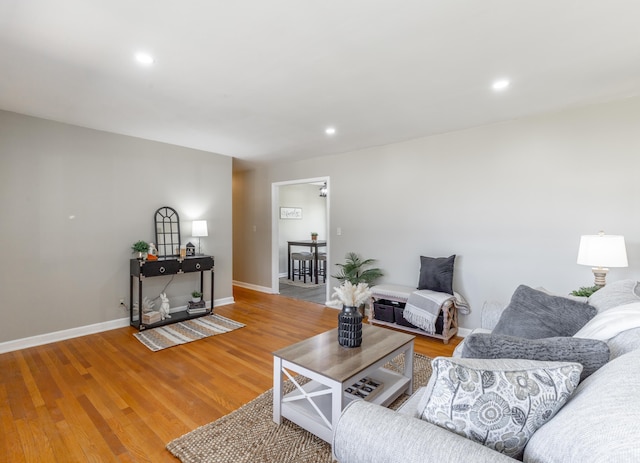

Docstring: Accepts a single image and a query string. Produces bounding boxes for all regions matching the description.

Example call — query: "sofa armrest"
[332,400,516,463]
[481,300,507,330]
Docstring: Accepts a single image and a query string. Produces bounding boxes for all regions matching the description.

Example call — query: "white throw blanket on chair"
[403,290,470,334]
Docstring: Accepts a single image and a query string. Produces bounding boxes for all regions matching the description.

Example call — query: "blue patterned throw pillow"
[417,357,582,460]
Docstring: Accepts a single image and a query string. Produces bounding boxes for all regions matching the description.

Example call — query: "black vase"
[338,305,363,347]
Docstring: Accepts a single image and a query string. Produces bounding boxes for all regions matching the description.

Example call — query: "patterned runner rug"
[166,353,433,463]
[134,314,245,351]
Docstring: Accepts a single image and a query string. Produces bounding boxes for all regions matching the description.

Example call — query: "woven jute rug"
[166,353,433,463]
[134,314,245,351]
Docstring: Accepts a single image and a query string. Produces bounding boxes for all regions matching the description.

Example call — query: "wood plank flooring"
[0,286,461,462]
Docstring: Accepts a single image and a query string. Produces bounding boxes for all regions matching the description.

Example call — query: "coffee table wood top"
[273,324,414,383]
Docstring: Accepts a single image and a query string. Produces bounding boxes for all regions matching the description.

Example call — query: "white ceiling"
[2,1,640,166]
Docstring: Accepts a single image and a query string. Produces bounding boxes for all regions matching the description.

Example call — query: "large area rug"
[166,353,433,463]
[134,314,245,351]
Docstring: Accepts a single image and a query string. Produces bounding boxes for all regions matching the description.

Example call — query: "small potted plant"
[311,232,318,241]
[131,240,150,260]
[571,286,600,297]
[191,290,202,302]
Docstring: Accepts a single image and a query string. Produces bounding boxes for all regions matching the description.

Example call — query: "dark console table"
[129,255,215,330]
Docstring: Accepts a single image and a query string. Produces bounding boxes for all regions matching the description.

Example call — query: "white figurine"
[159,293,171,320]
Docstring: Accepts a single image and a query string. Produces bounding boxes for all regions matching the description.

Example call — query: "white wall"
[0,110,233,344]
[233,96,640,330]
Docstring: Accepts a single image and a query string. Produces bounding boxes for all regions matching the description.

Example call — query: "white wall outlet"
[336,227,342,236]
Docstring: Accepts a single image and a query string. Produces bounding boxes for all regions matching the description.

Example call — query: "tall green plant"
[332,252,383,286]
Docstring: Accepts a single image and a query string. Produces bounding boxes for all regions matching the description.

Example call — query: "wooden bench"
[369,284,458,344]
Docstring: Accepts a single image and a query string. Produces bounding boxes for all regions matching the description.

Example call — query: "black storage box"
[394,306,445,334]
[373,299,401,323]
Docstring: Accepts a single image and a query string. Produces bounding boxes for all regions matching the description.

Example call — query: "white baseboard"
[0,317,130,354]
[213,296,235,307]
[457,327,472,338]
[233,280,275,294]
[326,300,341,310]
[0,297,235,354]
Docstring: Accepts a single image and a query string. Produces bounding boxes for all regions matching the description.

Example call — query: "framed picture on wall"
[280,207,302,219]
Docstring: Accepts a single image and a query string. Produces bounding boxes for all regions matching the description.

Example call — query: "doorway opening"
[272,177,330,305]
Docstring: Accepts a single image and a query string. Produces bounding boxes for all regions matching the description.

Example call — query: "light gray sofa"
[333,283,640,463]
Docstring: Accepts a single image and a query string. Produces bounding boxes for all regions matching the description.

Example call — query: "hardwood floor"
[0,286,461,462]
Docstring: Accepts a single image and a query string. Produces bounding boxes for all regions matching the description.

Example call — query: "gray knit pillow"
[493,285,597,338]
[461,333,610,380]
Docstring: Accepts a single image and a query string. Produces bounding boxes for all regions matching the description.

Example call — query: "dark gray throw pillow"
[417,255,455,295]
[461,333,610,380]
[493,285,597,338]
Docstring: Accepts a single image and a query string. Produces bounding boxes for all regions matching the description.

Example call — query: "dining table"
[287,240,327,285]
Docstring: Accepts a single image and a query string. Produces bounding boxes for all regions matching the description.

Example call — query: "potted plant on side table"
[131,240,150,260]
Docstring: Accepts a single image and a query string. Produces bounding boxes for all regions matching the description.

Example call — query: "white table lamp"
[192,220,208,255]
[577,231,628,287]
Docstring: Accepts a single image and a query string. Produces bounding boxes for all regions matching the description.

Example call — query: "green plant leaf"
[570,285,600,297]
[331,252,383,286]
[131,240,150,253]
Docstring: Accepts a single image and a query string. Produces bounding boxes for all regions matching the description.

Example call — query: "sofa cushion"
[492,285,597,339]
[587,279,640,313]
[417,357,582,460]
[607,326,640,360]
[524,349,640,463]
[461,333,609,380]
[573,302,640,342]
[417,255,455,295]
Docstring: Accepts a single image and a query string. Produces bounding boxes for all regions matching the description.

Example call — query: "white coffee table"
[273,324,415,443]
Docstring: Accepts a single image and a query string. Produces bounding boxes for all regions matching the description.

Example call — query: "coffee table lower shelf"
[273,325,415,443]
[278,365,411,443]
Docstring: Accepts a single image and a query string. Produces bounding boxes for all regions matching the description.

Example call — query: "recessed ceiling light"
[492,79,510,91]
[135,52,155,65]
[325,127,336,135]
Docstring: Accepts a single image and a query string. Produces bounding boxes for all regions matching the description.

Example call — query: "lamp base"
[591,267,609,287]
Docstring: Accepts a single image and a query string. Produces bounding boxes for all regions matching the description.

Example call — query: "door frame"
[271,176,330,303]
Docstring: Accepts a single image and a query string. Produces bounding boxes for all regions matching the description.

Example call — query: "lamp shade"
[192,220,208,237]
[577,233,628,268]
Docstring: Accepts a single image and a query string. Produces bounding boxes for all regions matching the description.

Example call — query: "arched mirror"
[154,206,181,257]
